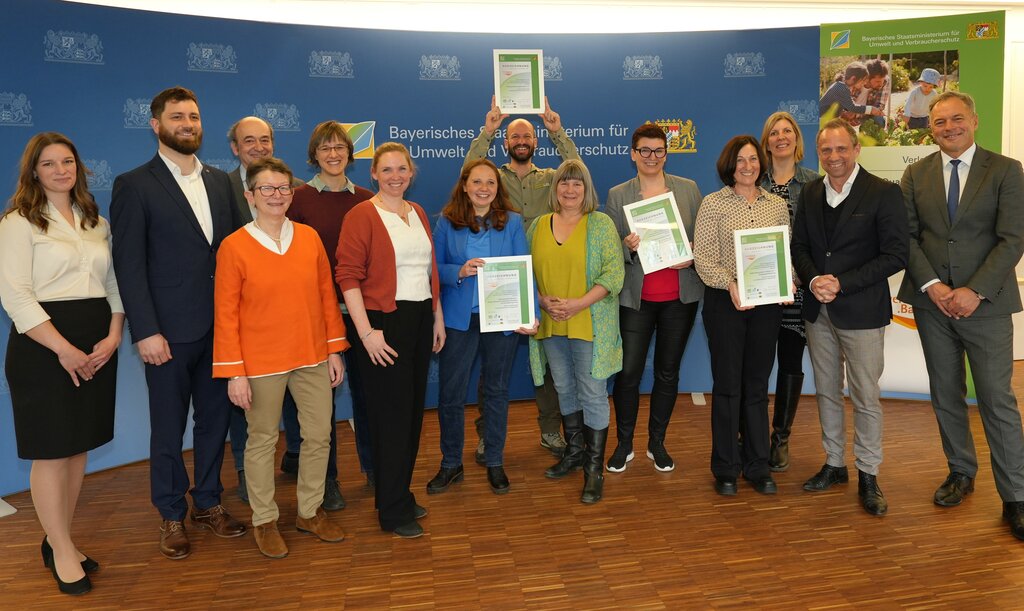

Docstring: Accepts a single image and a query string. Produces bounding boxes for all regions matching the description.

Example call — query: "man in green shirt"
[464,95,580,458]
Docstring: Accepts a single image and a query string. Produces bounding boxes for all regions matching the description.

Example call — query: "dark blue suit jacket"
[111,153,241,344]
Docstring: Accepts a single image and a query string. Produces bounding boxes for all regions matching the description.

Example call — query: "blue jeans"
[542,336,610,430]
[437,314,519,467]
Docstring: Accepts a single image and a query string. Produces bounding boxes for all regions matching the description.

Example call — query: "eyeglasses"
[252,185,293,196]
[317,144,349,155]
[634,147,667,158]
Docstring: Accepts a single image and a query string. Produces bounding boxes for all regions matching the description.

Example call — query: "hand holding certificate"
[493,50,545,114]
[477,255,537,333]
[622,193,693,275]
[733,225,794,307]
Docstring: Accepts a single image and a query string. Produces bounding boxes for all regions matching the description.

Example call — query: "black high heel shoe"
[48,555,91,595]
[41,537,99,573]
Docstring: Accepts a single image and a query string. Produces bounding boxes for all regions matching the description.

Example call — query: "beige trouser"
[244,362,333,526]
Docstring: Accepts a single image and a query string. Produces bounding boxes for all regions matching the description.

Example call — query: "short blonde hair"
[548,159,599,214]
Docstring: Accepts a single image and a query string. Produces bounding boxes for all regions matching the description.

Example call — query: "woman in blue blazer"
[429,159,534,495]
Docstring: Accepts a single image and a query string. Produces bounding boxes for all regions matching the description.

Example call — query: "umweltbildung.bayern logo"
[44,30,104,64]
[778,100,817,124]
[84,159,113,191]
[340,121,375,160]
[0,92,33,127]
[187,43,238,73]
[830,30,852,50]
[544,56,563,81]
[654,119,696,154]
[255,103,301,132]
[623,56,663,80]
[309,51,354,78]
[724,53,765,78]
[419,55,461,80]
[123,98,151,129]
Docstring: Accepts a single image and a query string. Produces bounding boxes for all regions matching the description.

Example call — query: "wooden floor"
[3,385,1024,610]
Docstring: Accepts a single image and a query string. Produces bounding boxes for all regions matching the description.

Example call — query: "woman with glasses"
[604,124,703,473]
[214,157,349,558]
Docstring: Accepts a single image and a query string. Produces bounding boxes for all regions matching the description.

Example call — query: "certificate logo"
[544,56,563,81]
[830,30,851,50]
[309,51,354,78]
[966,22,999,40]
[83,159,113,191]
[187,43,238,73]
[623,55,662,80]
[44,30,104,64]
[340,121,375,160]
[653,119,696,154]
[0,92,33,127]
[419,55,461,80]
[778,100,817,124]
[123,97,151,129]
[254,103,301,132]
[723,52,765,78]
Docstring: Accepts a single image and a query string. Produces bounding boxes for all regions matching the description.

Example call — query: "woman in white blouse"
[0,133,124,595]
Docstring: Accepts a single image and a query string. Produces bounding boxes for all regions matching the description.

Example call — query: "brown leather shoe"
[253,522,288,559]
[159,520,191,560]
[190,504,246,538]
[296,507,345,542]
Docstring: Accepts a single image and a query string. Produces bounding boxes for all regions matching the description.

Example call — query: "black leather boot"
[545,411,584,479]
[581,426,608,504]
[769,373,804,472]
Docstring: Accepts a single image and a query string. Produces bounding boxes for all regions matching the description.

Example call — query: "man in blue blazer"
[898,91,1024,541]
[792,118,908,516]
[111,87,245,560]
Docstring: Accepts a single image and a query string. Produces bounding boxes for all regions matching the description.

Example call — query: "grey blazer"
[227,166,252,223]
[897,146,1024,316]
[605,174,704,310]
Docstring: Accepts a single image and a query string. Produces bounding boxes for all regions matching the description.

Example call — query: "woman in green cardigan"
[527,159,624,504]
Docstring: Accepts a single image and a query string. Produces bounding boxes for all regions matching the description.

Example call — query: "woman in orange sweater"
[213,157,349,559]
[336,142,445,539]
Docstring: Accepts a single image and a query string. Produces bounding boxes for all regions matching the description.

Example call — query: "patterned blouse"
[693,186,790,290]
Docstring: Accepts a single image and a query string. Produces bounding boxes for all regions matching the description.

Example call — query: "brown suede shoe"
[159,520,191,560]
[296,507,345,542]
[253,522,289,559]
[190,504,246,538]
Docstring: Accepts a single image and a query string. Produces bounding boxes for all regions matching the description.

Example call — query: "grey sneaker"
[540,432,567,455]
[322,478,346,511]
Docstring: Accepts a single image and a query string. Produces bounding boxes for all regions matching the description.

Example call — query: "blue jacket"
[433,212,529,332]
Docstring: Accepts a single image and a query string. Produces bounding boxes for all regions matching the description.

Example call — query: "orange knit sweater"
[213,223,349,378]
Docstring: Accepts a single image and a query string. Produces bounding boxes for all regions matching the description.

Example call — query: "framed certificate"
[622,193,693,275]
[476,255,537,333]
[493,49,545,115]
[733,225,794,307]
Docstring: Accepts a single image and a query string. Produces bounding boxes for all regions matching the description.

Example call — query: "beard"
[507,142,535,163]
[158,124,203,156]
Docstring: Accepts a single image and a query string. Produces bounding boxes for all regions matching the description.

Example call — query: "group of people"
[3,84,1024,596]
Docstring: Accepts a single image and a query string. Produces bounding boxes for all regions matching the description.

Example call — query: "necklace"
[253,219,282,242]
[376,195,410,223]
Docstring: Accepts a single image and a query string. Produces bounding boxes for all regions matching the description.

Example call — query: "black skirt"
[6,298,117,459]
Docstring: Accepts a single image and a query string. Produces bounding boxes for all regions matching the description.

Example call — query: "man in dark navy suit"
[111,86,245,560]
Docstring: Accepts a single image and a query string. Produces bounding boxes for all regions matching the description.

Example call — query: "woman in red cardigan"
[336,142,445,539]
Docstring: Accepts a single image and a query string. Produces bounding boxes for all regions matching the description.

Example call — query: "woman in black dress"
[0,133,124,595]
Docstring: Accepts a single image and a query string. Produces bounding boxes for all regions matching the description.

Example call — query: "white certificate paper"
[493,49,545,115]
[622,193,693,275]
[733,225,794,307]
[477,255,536,333]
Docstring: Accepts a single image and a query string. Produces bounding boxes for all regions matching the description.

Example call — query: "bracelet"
[360,328,376,340]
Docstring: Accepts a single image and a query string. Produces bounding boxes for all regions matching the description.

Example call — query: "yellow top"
[532,214,593,341]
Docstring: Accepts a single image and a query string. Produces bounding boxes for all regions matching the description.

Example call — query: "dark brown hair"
[4,132,99,232]
[631,123,668,149]
[306,121,356,167]
[716,135,766,187]
[441,159,513,232]
[150,86,199,119]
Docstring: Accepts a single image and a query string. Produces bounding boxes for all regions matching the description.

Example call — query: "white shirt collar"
[158,150,203,178]
[244,217,295,254]
[823,164,860,208]
[940,142,977,168]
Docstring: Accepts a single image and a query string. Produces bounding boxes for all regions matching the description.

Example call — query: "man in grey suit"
[899,91,1024,540]
[227,116,275,222]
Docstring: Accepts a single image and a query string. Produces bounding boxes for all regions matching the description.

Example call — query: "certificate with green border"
[493,49,545,114]
[733,225,794,307]
[477,255,536,333]
[622,192,693,275]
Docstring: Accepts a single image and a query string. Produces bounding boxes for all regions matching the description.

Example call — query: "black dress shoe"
[858,470,888,516]
[49,558,91,596]
[803,464,849,491]
[414,504,428,519]
[714,476,738,496]
[745,475,778,495]
[1003,502,1024,541]
[934,472,974,507]
[487,466,510,495]
[392,521,424,539]
[42,537,99,573]
[426,465,464,494]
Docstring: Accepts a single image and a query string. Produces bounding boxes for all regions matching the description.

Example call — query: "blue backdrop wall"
[0,0,820,495]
